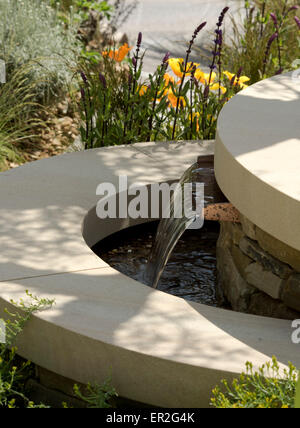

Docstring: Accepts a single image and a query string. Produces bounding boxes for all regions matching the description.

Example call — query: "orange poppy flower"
[102,43,132,62]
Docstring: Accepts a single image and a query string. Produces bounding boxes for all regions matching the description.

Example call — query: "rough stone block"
[248,292,300,320]
[217,246,256,312]
[231,223,245,246]
[217,222,233,250]
[218,221,245,249]
[231,244,252,279]
[282,274,300,312]
[240,213,257,240]
[244,263,283,300]
[256,227,300,272]
[239,237,292,279]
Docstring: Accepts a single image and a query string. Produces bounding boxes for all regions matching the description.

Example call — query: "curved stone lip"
[0,140,299,406]
[215,70,300,252]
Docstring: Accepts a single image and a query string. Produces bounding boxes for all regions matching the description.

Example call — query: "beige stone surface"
[215,71,300,252]
[240,213,257,241]
[0,140,299,407]
[0,140,210,282]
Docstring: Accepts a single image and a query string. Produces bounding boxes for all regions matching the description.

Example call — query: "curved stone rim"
[215,71,300,252]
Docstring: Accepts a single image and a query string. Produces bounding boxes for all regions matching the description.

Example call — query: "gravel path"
[119,0,243,74]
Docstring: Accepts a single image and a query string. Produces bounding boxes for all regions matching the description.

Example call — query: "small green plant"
[0,64,45,170]
[211,357,299,408]
[0,291,55,408]
[51,0,113,26]
[295,375,300,408]
[73,379,118,408]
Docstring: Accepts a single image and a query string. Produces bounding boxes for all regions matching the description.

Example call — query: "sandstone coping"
[215,70,300,252]
[0,140,299,408]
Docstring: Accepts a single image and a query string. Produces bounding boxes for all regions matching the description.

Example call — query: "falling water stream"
[144,156,226,289]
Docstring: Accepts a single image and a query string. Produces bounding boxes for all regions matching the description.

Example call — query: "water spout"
[144,155,240,289]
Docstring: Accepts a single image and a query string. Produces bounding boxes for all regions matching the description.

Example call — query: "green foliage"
[73,379,118,408]
[51,0,113,25]
[0,65,45,170]
[295,375,300,408]
[0,291,55,408]
[211,357,299,408]
[0,0,81,103]
[222,0,300,84]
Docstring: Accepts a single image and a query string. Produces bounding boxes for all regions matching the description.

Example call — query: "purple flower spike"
[295,16,300,30]
[288,5,299,12]
[162,52,170,64]
[203,85,210,99]
[99,73,107,88]
[270,13,278,27]
[237,67,243,78]
[80,87,85,99]
[132,57,137,68]
[137,32,142,47]
[268,32,278,45]
[80,71,88,84]
[196,22,207,33]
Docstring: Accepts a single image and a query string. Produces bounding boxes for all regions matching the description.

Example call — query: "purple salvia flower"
[186,21,206,54]
[263,32,278,75]
[268,32,278,45]
[295,16,300,29]
[99,73,107,88]
[162,52,170,64]
[137,32,142,47]
[80,71,88,85]
[217,7,229,27]
[230,75,236,86]
[132,57,137,68]
[196,22,207,34]
[237,67,243,79]
[288,5,299,12]
[270,13,278,28]
[203,85,210,99]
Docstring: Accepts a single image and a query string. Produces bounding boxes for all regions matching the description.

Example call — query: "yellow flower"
[139,85,148,96]
[163,73,175,86]
[167,88,186,108]
[102,43,132,62]
[223,71,250,89]
[168,58,199,78]
[194,69,216,85]
[210,83,227,94]
[189,112,201,131]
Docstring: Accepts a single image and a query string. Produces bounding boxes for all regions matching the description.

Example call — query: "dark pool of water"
[92,221,220,306]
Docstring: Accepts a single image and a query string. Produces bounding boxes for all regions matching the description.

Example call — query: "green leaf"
[295,375,300,408]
